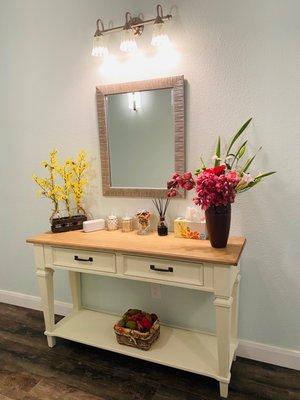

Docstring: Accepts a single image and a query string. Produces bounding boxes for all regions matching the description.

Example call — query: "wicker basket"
[114,310,160,351]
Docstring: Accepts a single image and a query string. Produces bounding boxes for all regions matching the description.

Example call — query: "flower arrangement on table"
[167,118,276,248]
[33,149,89,232]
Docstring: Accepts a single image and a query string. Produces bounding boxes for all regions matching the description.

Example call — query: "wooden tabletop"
[27,230,246,266]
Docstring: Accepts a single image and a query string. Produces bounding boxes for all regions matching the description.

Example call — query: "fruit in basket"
[118,319,126,327]
[119,309,157,332]
[151,313,158,323]
[126,321,137,330]
[127,309,141,316]
[130,313,143,322]
[140,316,152,331]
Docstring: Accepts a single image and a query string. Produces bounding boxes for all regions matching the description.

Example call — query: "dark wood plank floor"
[0,303,298,400]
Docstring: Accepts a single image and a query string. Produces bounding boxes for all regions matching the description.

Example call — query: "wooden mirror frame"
[96,75,185,198]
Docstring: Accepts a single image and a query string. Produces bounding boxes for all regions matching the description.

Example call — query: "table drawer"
[52,248,116,274]
[123,255,203,286]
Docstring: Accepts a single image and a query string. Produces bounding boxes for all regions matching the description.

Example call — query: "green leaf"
[237,180,260,193]
[226,118,252,156]
[200,157,206,169]
[229,141,248,170]
[241,155,255,173]
[238,177,262,192]
[238,172,276,193]
[255,171,276,179]
[237,141,247,159]
[240,146,262,173]
[214,136,221,167]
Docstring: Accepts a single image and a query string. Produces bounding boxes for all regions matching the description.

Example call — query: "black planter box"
[51,215,87,233]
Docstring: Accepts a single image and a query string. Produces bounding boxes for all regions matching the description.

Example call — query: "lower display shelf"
[47,309,237,381]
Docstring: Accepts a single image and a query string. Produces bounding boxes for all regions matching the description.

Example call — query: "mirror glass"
[106,88,174,188]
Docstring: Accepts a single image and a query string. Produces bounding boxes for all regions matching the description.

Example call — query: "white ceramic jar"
[106,215,119,231]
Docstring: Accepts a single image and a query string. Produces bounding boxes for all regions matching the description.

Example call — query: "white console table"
[27,230,245,398]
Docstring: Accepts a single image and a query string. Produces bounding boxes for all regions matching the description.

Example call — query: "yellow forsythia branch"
[71,150,89,214]
[54,159,74,217]
[32,149,64,216]
[33,149,89,218]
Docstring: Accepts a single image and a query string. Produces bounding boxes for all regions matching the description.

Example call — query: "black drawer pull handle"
[150,264,173,273]
[74,255,93,262]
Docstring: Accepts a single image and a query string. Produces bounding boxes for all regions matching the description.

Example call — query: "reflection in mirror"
[106,88,174,189]
[96,76,184,197]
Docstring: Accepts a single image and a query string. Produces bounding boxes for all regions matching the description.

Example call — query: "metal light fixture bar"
[96,6,172,36]
[92,5,172,56]
[99,15,172,35]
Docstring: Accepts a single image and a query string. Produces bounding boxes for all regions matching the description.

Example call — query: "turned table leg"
[219,382,229,398]
[214,296,233,398]
[36,268,56,347]
[231,274,241,361]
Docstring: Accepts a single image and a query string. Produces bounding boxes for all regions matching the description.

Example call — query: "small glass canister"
[121,216,133,232]
[106,215,119,231]
[136,210,151,235]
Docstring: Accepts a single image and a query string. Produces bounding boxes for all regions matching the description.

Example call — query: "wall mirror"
[96,75,185,197]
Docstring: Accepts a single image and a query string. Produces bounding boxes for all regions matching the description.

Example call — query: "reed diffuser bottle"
[157,217,168,236]
[152,198,170,236]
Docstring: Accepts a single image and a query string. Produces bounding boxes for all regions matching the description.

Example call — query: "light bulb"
[120,28,138,53]
[128,92,141,111]
[151,22,170,47]
[92,34,108,57]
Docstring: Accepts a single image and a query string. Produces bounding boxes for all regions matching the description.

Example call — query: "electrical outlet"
[151,284,161,299]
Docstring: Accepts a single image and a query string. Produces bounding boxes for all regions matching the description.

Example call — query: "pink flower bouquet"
[167,118,275,247]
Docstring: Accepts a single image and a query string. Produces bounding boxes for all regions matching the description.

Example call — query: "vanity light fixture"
[92,19,109,57]
[151,5,170,47]
[92,4,172,57]
[120,12,138,53]
[128,92,141,111]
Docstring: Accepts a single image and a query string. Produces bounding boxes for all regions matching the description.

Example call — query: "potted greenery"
[33,149,89,232]
[167,118,276,248]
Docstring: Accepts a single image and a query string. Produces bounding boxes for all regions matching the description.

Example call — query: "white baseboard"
[238,339,300,370]
[0,289,72,316]
[0,289,299,370]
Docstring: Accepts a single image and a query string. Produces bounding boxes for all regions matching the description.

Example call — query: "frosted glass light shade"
[92,35,108,57]
[151,22,170,47]
[120,28,138,53]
